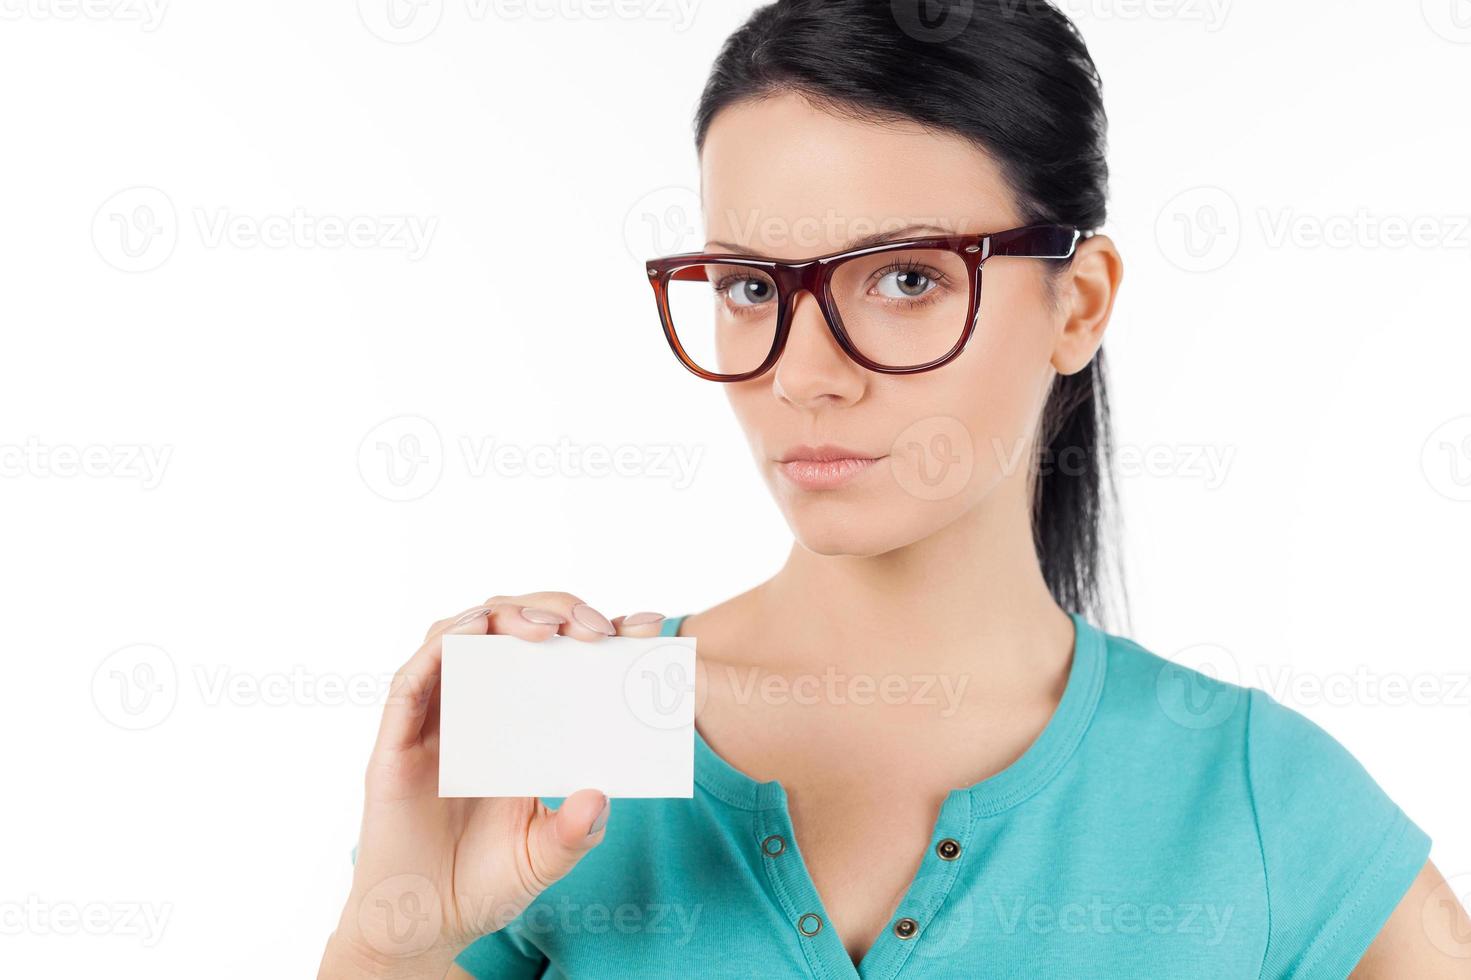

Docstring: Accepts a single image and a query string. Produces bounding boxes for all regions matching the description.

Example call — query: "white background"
[1,1,1468,975]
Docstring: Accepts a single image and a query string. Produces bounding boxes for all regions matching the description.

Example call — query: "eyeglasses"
[645,224,1086,382]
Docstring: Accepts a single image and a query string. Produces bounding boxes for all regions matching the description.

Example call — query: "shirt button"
[936,838,962,861]
[893,917,919,939]
[797,912,823,937]
[761,834,787,857]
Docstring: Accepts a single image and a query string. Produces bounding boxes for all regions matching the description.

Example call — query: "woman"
[318,1,1468,976]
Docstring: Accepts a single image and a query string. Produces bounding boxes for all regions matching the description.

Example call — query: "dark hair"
[693,0,1122,625]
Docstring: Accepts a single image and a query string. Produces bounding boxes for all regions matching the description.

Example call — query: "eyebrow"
[704,223,956,256]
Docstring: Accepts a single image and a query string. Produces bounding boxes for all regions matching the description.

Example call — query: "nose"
[770,290,865,408]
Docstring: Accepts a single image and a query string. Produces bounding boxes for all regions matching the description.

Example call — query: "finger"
[466,602,567,641]
[491,603,568,638]
[413,603,572,757]
[425,600,569,643]
[610,612,666,637]
[374,625,461,756]
[524,789,611,892]
[424,601,503,640]
[377,602,514,754]
[560,602,616,640]
[482,591,615,642]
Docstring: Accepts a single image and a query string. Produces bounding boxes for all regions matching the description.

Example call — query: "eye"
[875,267,937,300]
[716,276,776,307]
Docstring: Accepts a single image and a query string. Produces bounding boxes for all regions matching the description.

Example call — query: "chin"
[778,495,930,557]
[779,474,986,557]
[790,527,897,558]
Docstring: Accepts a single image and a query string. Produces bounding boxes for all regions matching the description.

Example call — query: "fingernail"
[452,604,496,627]
[622,612,665,626]
[587,796,610,838]
[571,603,615,635]
[520,607,566,626]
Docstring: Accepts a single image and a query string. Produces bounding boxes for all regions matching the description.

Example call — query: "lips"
[775,444,885,490]
[776,443,879,464]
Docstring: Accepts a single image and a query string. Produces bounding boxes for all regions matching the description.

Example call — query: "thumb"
[525,789,610,892]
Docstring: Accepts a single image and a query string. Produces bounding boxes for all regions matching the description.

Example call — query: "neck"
[753,480,1075,684]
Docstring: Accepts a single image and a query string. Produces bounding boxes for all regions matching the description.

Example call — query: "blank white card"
[439,633,697,798]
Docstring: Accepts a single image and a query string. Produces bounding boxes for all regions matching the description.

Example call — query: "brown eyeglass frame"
[645,223,1087,382]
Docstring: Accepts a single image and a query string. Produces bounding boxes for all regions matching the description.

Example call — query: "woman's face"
[699,93,1113,557]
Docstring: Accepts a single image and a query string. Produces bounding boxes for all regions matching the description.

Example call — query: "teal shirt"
[456,613,1430,979]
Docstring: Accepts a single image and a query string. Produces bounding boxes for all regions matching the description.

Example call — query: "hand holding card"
[321,596,680,978]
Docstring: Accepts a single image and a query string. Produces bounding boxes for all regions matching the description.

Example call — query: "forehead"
[698,92,1019,258]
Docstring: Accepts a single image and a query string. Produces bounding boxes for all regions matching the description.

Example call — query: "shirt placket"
[858,788,974,979]
[752,784,974,980]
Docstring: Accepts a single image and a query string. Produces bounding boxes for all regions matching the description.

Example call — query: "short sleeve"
[1246,688,1432,979]
[455,924,548,979]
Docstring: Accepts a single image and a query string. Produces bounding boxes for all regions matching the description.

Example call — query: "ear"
[1051,234,1123,376]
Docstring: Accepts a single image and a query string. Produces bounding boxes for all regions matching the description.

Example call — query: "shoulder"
[1088,622,1422,837]
[1081,625,1254,769]
[1085,622,1433,978]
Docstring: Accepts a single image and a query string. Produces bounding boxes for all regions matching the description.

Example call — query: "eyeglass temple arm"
[985,225,1088,260]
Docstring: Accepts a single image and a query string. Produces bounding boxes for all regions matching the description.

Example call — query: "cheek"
[961,317,1054,455]
[895,296,1057,491]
